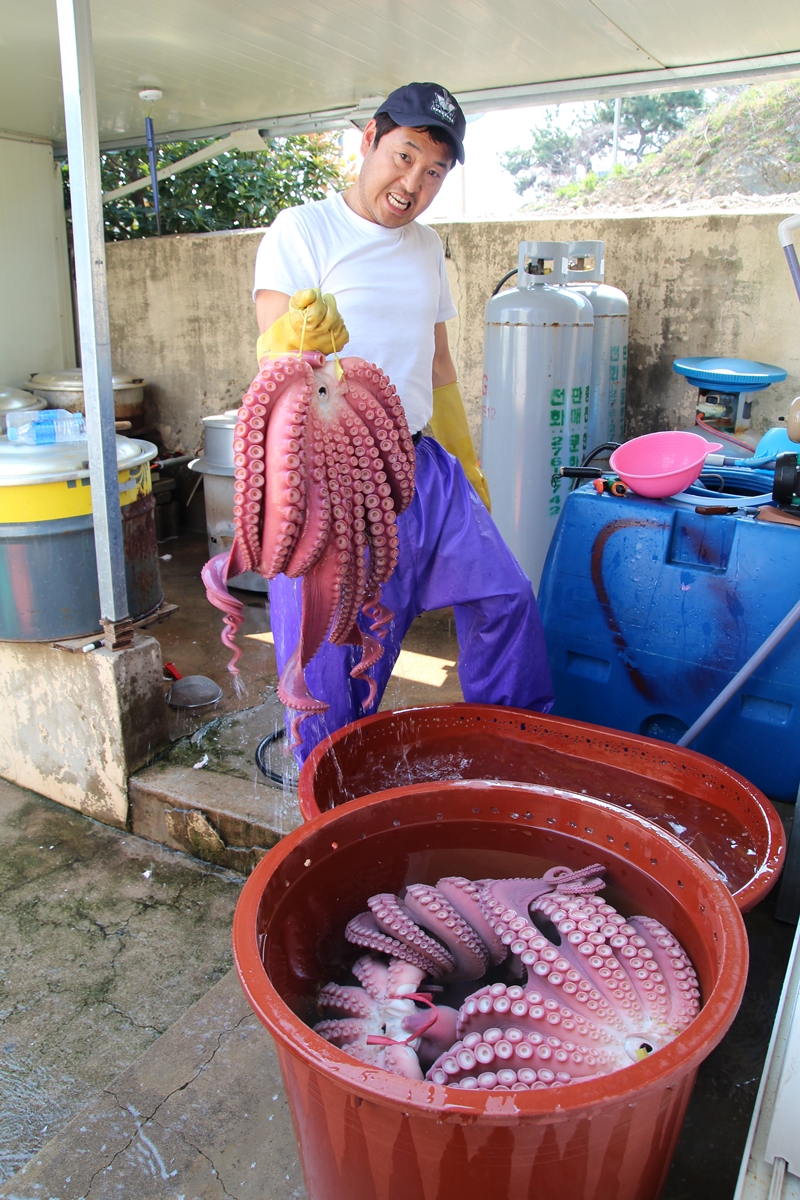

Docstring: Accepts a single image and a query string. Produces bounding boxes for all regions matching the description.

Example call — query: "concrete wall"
[106,231,261,454]
[0,135,75,388]
[0,634,169,828]
[436,213,800,442]
[105,211,800,454]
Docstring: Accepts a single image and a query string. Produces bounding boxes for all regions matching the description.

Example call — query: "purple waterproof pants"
[269,436,553,762]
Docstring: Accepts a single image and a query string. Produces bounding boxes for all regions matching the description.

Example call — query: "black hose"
[255,727,297,786]
[564,442,623,491]
[581,442,621,467]
[491,268,518,297]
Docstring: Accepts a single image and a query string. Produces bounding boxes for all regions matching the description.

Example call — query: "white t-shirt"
[252,192,456,433]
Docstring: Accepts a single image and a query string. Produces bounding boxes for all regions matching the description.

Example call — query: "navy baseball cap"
[375,83,466,164]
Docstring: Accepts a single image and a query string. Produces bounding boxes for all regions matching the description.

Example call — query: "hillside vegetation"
[525,81,800,215]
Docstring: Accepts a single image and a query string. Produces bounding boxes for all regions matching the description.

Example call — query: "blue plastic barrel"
[537,484,800,801]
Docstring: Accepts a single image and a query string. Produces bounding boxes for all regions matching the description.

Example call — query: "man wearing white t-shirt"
[253,83,553,761]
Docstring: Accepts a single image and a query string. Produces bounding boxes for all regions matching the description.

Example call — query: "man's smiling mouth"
[387,191,412,211]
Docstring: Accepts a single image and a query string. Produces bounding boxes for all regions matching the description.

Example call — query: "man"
[253,83,552,761]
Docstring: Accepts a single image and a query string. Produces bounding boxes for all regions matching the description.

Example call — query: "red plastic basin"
[298,704,785,912]
[234,780,748,1200]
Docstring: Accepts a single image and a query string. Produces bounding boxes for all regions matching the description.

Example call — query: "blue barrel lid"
[673,356,787,393]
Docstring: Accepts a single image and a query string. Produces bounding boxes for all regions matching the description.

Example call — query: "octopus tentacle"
[345,911,447,977]
[341,358,416,510]
[351,955,425,1001]
[403,884,490,982]
[260,360,314,577]
[317,983,379,1022]
[456,983,617,1053]
[327,415,366,647]
[626,915,700,1035]
[428,1025,610,1090]
[367,894,456,977]
[200,550,246,675]
[436,877,508,965]
[341,1041,424,1080]
[313,1017,377,1047]
[276,541,341,721]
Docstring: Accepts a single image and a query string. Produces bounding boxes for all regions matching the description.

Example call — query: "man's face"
[350,119,453,227]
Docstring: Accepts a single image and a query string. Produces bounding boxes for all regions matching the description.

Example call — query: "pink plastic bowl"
[609,431,723,498]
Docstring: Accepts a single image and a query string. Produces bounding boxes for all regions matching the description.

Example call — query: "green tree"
[62,133,350,241]
[501,114,576,194]
[594,92,708,159]
[502,91,707,196]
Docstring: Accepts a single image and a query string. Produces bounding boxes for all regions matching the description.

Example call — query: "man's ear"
[360,118,378,157]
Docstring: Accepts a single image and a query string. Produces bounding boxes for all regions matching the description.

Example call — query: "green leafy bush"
[62,133,350,240]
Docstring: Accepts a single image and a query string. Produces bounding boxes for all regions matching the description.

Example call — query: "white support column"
[55,0,131,642]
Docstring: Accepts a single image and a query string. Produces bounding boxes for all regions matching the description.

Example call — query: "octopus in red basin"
[312,864,701,1090]
[202,350,415,734]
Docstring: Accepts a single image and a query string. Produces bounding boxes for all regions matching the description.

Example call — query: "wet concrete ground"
[0,778,242,1185]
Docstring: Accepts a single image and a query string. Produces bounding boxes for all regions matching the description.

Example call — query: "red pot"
[234,779,748,1200]
[298,704,784,911]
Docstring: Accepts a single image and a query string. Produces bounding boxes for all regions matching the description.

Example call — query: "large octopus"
[312,864,701,1091]
[202,351,415,734]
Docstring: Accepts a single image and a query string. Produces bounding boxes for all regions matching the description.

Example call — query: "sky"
[341,102,593,222]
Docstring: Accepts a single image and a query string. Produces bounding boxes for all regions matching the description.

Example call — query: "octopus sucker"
[315,864,701,1090]
[201,350,416,735]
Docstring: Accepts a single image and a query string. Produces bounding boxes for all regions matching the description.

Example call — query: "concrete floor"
[0,778,245,1190]
[0,529,797,1198]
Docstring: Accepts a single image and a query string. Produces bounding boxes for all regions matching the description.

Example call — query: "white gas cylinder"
[482,241,593,591]
[567,240,629,448]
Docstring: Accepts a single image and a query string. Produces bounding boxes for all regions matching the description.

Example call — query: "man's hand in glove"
[257,288,348,360]
[430,381,492,510]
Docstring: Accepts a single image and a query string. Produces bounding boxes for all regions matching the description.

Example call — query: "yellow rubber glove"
[256,288,348,362]
[430,381,492,511]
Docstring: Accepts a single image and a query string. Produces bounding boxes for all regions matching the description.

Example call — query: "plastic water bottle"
[6,409,86,445]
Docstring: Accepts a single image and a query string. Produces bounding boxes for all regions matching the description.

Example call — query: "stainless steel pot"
[29,369,147,423]
[189,409,266,593]
[199,410,240,470]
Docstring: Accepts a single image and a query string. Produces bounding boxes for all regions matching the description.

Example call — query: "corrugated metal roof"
[2,0,800,149]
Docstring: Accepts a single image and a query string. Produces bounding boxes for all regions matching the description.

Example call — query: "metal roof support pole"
[55,0,132,649]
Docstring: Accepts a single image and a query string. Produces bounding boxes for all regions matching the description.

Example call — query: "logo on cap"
[430,91,456,125]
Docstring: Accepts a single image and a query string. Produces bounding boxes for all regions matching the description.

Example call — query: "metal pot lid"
[0,388,45,413]
[29,369,146,390]
[0,434,157,486]
[202,411,240,429]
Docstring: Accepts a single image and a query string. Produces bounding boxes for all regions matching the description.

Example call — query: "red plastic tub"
[234,779,748,1200]
[298,704,785,911]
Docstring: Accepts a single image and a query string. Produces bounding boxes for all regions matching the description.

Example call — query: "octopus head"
[312,360,347,416]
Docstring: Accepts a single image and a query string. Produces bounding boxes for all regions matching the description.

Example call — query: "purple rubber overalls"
[269,435,554,763]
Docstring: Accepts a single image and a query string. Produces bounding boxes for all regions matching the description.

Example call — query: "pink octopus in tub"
[313,864,701,1091]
